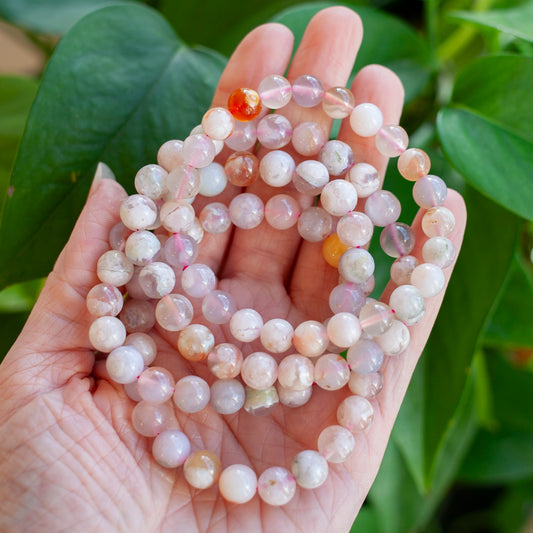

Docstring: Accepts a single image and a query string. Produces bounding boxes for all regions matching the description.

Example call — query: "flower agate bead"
[124,267,148,300]
[413,174,447,208]
[322,234,350,268]
[181,263,216,298]
[202,290,236,324]
[181,134,216,168]
[410,263,445,298]
[260,318,294,353]
[86,283,123,317]
[138,367,175,403]
[422,237,456,268]
[326,313,361,348]
[155,294,193,331]
[374,319,410,356]
[164,233,198,269]
[152,430,191,468]
[348,372,383,398]
[390,255,419,286]
[389,285,426,325]
[160,201,195,233]
[258,74,292,109]
[314,354,351,390]
[178,324,215,362]
[208,343,243,379]
[200,202,231,234]
[166,165,200,200]
[380,222,416,258]
[225,120,257,151]
[346,339,384,374]
[219,464,257,504]
[120,299,156,333]
[184,450,221,489]
[259,150,295,188]
[329,283,366,315]
[422,206,456,237]
[125,332,157,366]
[317,425,355,463]
[257,114,292,149]
[292,74,324,107]
[89,316,126,352]
[294,160,329,195]
[365,190,401,227]
[292,121,327,156]
[350,103,383,137]
[265,194,300,230]
[173,376,210,413]
[293,320,328,357]
[359,301,394,336]
[320,180,358,216]
[123,380,142,402]
[157,139,184,171]
[337,211,374,247]
[105,346,144,384]
[198,162,227,197]
[319,140,354,176]
[229,193,264,229]
[375,124,409,157]
[277,354,314,390]
[202,107,234,140]
[134,165,168,200]
[277,385,312,407]
[297,207,332,242]
[224,151,259,186]
[258,467,296,506]
[338,248,375,284]
[125,231,161,266]
[97,250,134,286]
[186,217,204,244]
[241,352,278,390]
[229,308,263,342]
[109,222,131,252]
[398,148,431,181]
[120,194,158,231]
[139,262,175,299]
[244,386,279,416]
[346,163,381,198]
[337,395,374,432]
[210,379,245,414]
[131,401,174,437]
[291,450,328,489]
[228,87,262,121]
[322,86,355,118]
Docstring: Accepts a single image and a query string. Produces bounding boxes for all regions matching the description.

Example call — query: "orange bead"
[228,88,262,121]
[322,233,351,268]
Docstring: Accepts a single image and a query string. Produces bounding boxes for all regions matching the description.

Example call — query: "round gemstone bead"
[210,378,245,414]
[294,160,329,195]
[152,430,191,468]
[109,222,131,252]
[160,200,195,233]
[229,308,263,342]
[157,139,184,171]
[291,121,327,156]
[317,425,355,463]
[322,233,350,268]
[131,400,174,437]
[97,250,134,286]
[391,255,418,286]
[277,354,314,391]
[125,267,149,300]
[134,164,167,201]
[186,217,204,244]
[138,262,175,299]
[337,211,373,247]
[89,315,126,352]
[291,450,328,489]
[422,206,456,237]
[348,372,383,398]
[244,386,279,416]
[365,190,401,227]
[123,380,142,402]
[202,106,234,140]
[181,134,216,168]
[155,294,193,332]
[329,282,366,315]
[413,174,447,208]
[181,263,216,299]
[260,318,294,353]
[375,124,409,157]
[184,450,221,489]
[241,352,278,390]
[119,299,156,333]
[120,194,158,231]
[322,86,355,118]
[297,206,332,242]
[277,384,312,407]
[293,320,328,357]
[198,162,228,197]
[258,74,292,109]
[202,290,236,324]
[389,285,426,325]
[225,120,257,151]
[346,339,384,374]
[166,165,200,200]
[229,193,264,229]
[320,179,358,216]
[219,464,257,504]
[319,140,354,176]
[207,343,243,379]
[410,263,446,298]
[326,312,361,348]
[257,466,296,506]
[265,194,300,230]
[338,248,375,284]
[359,300,394,336]
[259,150,295,188]
[314,353,351,390]
[346,162,380,198]
[106,345,144,384]
[374,319,410,356]
[398,148,431,181]
[200,202,231,234]
[380,222,416,258]
[224,151,260,186]
[163,233,198,270]
[337,395,374,432]
[350,103,383,137]
[422,237,456,268]
[178,323,215,361]
[228,87,262,121]
[292,74,324,107]
[124,332,157,366]
[86,283,123,317]
[173,375,210,413]
[137,367,175,403]
[257,113,292,149]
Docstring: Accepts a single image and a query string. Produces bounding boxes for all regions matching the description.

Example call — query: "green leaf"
[437,55,533,220]
[0,4,225,289]
[0,278,44,313]
[0,0,139,35]
[451,1,533,44]
[0,312,32,360]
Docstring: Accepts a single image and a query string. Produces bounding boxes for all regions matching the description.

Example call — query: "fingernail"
[89,162,116,196]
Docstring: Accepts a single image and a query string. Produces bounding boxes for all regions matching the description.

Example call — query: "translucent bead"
[338,248,375,284]
[138,262,175,299]
[219,464,257,504]
[137,366,175,404]
[241,352,277,390]
[173,375,210,413]
[125,231,161,267]
[294,160,329,195]
[178,324,215,362]
[124,332,157,366]
[225,120,257,151]
[374,318,410,356]
[337,211,373,247]
[291,121,327,156]
[348,372,383,398]
[391,255,419,286]
[277,354,314,390]
[258,74,292,109]
[350,103,383,137]
[257,114,292,149]
[152,430,191,468]
[155,294,193,331]
[320,180,358,217]
[293,320,328,357]
[157,139,184,172]
[413,174,447,208]
[325,312,361,349]
[86,283,123,317]
[200,202,231,234]
[119,299,155,333]
[97,250,134,286]
[329,282,366,315]
[337,395,374,432]
[181,134,216,168]
[322,233,350,268]
[224,151,259,186]
[346,338,384,374]
[317,425,355,463]
[186,217,204,244]
[375,124,409,157]
[389,285,426,325]
[422,206,455,238]
[292,74,324,107]
[380,222,416,258]
[410,263,445,298]
[422,237,456,268]
[319,140,354,176]
[164,233,198,269]
[181,263,216,298]
[131,400,174,437]
[297,206,332,242]
[228,87,262,121]
[265,194,300,230]
[120,194,158,231]
[202,290,236,324]
[398,148,431,181]
[322,86,354,118]
[160,200,195,233]
[208,343,243,379]
[361,275,376,295]
[89,316,126,352]
[365,190,401,227]
[229,193,264,229]
[291,450,328,488]
[244,386,279,416]
[124,379,142,402]
[314,353,351,390]
[166,164,200,200]
[106,345,144,384]
[202,106,234,140]
[277,384,312,407]
[134,164,168,200]
[198,162,227,197]
[259,150,295,188]
[257,466,296,506]
[109,222,131,252]
[210,378,245,414]
[359,300,394,336]
[184,450,222,489]
[346,162,380,198]
[260,318,294,353]
[229,308,263,342]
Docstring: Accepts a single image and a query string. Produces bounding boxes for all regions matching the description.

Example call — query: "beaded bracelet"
[86,73,456,506]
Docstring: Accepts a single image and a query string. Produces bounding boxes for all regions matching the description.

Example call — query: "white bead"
[260,318,294,353]
[89,316,126,353]
[320,179,358,217]
[389,285,426,325]
[317,425,355,463]
[346,162,380,198]
[293,320,328,357]
[349,103,383,137]
[120,194,158,231]
[259,150,295,187]
[219,464,257,504]
[229,308,263,342]
[294,160,329,194]
[198,162,228,197]
[422,206,456,238]
[210,379,245,414]
[152,430,191,468]
[125,230,161,266]
[337,395,374,432]
[326,312,361,348]
[422,236,456,268]
[106,345,144,384]
[318,140,353,176]
[291,450,328,489]
[390,255,419,286]
[241,352,278,390]
[97,250,134,286]
[173,376,210,413]
[134,164,168,200]
[410,263,445,298]
[374,319,410,356]
[138,262,175,298]
[160,200,195,233]
[277,385,312,407]
[338,248,375,284]
[202,107,234,140]
[337,211,374,247]
[257,466,296,506]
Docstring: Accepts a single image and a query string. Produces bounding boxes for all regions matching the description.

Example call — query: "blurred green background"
[0,0,532,531]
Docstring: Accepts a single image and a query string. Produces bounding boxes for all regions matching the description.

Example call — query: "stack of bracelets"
[86,73,456,506]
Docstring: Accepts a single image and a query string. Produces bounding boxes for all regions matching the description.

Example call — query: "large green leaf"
[0,4,225,288]
[437,55,533,220]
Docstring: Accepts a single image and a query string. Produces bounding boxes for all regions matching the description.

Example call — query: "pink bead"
[291,450,328,488]
[86,283,124,317]
[265,194,300,230]
[422,206,455,237]
[229,193,264,229]
[293,160,329,195]
[202,107,234,140]
[277,384,312,407]
[258,467,296,506]
[210,378,245,414]
[291,121,327,156]
[337,395,374,433]
[257,113,292,149]
[181,263,216,298]
[200,202,231,234]
[124,380,142,402]
[173,375,210,413]
[134,164,168,200]
[390,255,419,286]
[359,300,394,336]
[319,140,354,176]
[322,86,355,118]
[365,190,401,227]
[297,206,332,242]
[241,352,278,390]
[380,222,416,258]
[338,248,375,284]
[320,179,358,216]
[337,211,374,247]
[166,164,200,200]
[422,237,456,268]
[260,318,294,353]
[202,290,236,324]
[258,74,292,109]
[292,74,324,107]
[346,339,384,374]
[139,262,175,298]
[157,139,184,171]
[229,308,263,342]
[293,320,328,357]
[119,299,155,333]
[314,353,351,390]
[131,401,174,437]
[198,162,227,197]
[277,354,314,391]
[160,200,195,233]
[109,222,131,252]
[412,174,447,208]
[137,367,175,403]
[152,430,191,468]
[120,194,158,231]
[106,345,144,384]
[124,332,157,366]
[97,250,134,286]
[207,343,243,379]
[348,372,383,398]
[346,162,381,198]
[219,464,257,504]
[163,233,198,269]
[225,120,257,151]
[317,425,355,463]
[326,312,361,348]
[329,283,366,315]
[350,103,383,137]
[155,294,193,332]
[181,134,216,168]
[259,150,295,187]
[411,263,445,298]
[374,319,410,356]
[389,285,426,325]
[177,324,215,362]
[375,125,409,157]
[125,231,161,266]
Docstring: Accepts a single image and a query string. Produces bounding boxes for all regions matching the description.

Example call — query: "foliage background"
[0,0,532,531]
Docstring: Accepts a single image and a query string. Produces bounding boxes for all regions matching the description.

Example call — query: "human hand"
[0,6,466,533]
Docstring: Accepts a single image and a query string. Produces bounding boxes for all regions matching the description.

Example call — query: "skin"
[0,7,466,533]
